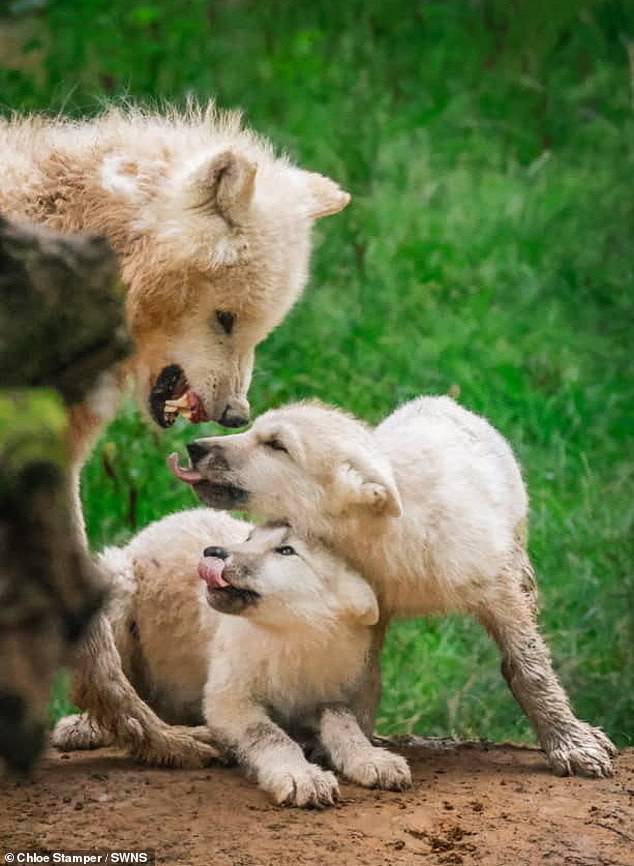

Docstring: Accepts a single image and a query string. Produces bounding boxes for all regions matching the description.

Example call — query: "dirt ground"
[1,738,632,866]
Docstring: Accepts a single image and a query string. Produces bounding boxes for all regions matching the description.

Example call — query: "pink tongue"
[198,557,230,589]
[167,452,203,484]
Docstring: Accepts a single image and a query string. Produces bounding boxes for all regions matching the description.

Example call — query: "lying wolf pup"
[199,522,411,805]
[175,395,617,778]
[54,508,411,806]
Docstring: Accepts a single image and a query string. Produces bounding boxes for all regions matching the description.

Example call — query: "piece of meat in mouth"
[149,364,207,427]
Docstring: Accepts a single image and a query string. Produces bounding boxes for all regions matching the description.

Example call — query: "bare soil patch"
[1,739,632,866]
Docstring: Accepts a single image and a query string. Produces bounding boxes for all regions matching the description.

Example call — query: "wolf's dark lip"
[149,363,187,428]
[192,481,249,509]
[207,583,260,614]
[210,584,259,600]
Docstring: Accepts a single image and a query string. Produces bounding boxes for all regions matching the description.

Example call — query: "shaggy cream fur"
[0,103,349,444]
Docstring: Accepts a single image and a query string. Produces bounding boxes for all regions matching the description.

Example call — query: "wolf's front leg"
[478,552,616,778]
[319,705,411,791]
[207,695,338,807]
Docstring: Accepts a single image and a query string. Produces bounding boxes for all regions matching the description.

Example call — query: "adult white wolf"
[1,103,349,765]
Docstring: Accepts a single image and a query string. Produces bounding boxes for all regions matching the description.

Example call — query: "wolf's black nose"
[219,405,249,428]
[187,441,210,464]
[203,546,228,560]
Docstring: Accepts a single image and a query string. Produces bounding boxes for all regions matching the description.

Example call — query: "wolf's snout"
[219,403,249,429]
[203,546,228,559]
[186,441,211,465]
[185,441,231,472]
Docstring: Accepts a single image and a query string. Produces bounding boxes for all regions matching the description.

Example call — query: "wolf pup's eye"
[216,311,235,335]
[264,438,288,454]
[275,545,296,556]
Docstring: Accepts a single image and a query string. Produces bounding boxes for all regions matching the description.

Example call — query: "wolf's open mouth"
[149,364,208,428]
[167,454,249,508]
[198,556,259,612]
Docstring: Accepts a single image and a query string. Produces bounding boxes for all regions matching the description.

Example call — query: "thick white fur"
[54,509,410,806]
[188,395,617,777]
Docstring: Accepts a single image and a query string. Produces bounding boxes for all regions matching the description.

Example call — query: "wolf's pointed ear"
[302,171,351,220]
[187,150,257,223]
[338,571,379,626]
[333,455,403,518]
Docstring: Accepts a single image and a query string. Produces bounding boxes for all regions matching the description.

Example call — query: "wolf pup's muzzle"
[167,448,249,510]
[198,548,259,615]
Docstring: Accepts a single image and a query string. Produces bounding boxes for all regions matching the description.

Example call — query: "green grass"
[2,0,633,745]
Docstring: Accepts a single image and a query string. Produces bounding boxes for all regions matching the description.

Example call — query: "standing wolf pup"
[177,395,617,778]
[1,104,349,766]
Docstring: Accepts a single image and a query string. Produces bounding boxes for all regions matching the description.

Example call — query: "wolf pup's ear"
[333,455,403,518]
[337,570,379,626]
[187,150,257,224]
[302,171,351,220]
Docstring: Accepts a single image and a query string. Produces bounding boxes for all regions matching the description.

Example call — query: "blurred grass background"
[1,0,632,745]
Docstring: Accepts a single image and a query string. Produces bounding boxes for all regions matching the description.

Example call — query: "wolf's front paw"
[265,763,339,808]
[52,714,112,751]
[343,748,412,790]
[545,723,616,778]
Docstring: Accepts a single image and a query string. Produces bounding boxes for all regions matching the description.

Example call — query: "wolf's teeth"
[165,393,190,410]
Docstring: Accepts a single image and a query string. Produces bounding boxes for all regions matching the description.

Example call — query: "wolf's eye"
[215,310,235,335]
[264,438,288,454]
[275,545,296,556]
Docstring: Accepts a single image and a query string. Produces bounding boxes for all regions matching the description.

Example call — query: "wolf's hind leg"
[71,614,220,768]
[350,619,387,736]
[477,548,616,778]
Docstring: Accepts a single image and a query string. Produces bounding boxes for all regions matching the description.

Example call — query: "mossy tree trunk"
[0,215,128,773]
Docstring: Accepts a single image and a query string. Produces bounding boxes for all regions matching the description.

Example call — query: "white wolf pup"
[199,522,411,805]
[54,509,411,806]
[175,395,617,778]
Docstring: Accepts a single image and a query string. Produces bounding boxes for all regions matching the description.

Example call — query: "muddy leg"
[70,615,220,768]
[350,619,387,736]
[477,552,616,778]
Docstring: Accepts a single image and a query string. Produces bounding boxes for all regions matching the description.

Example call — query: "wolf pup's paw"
[343,748,412,791]
[265,763,339,808]
[545,723,616,778]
